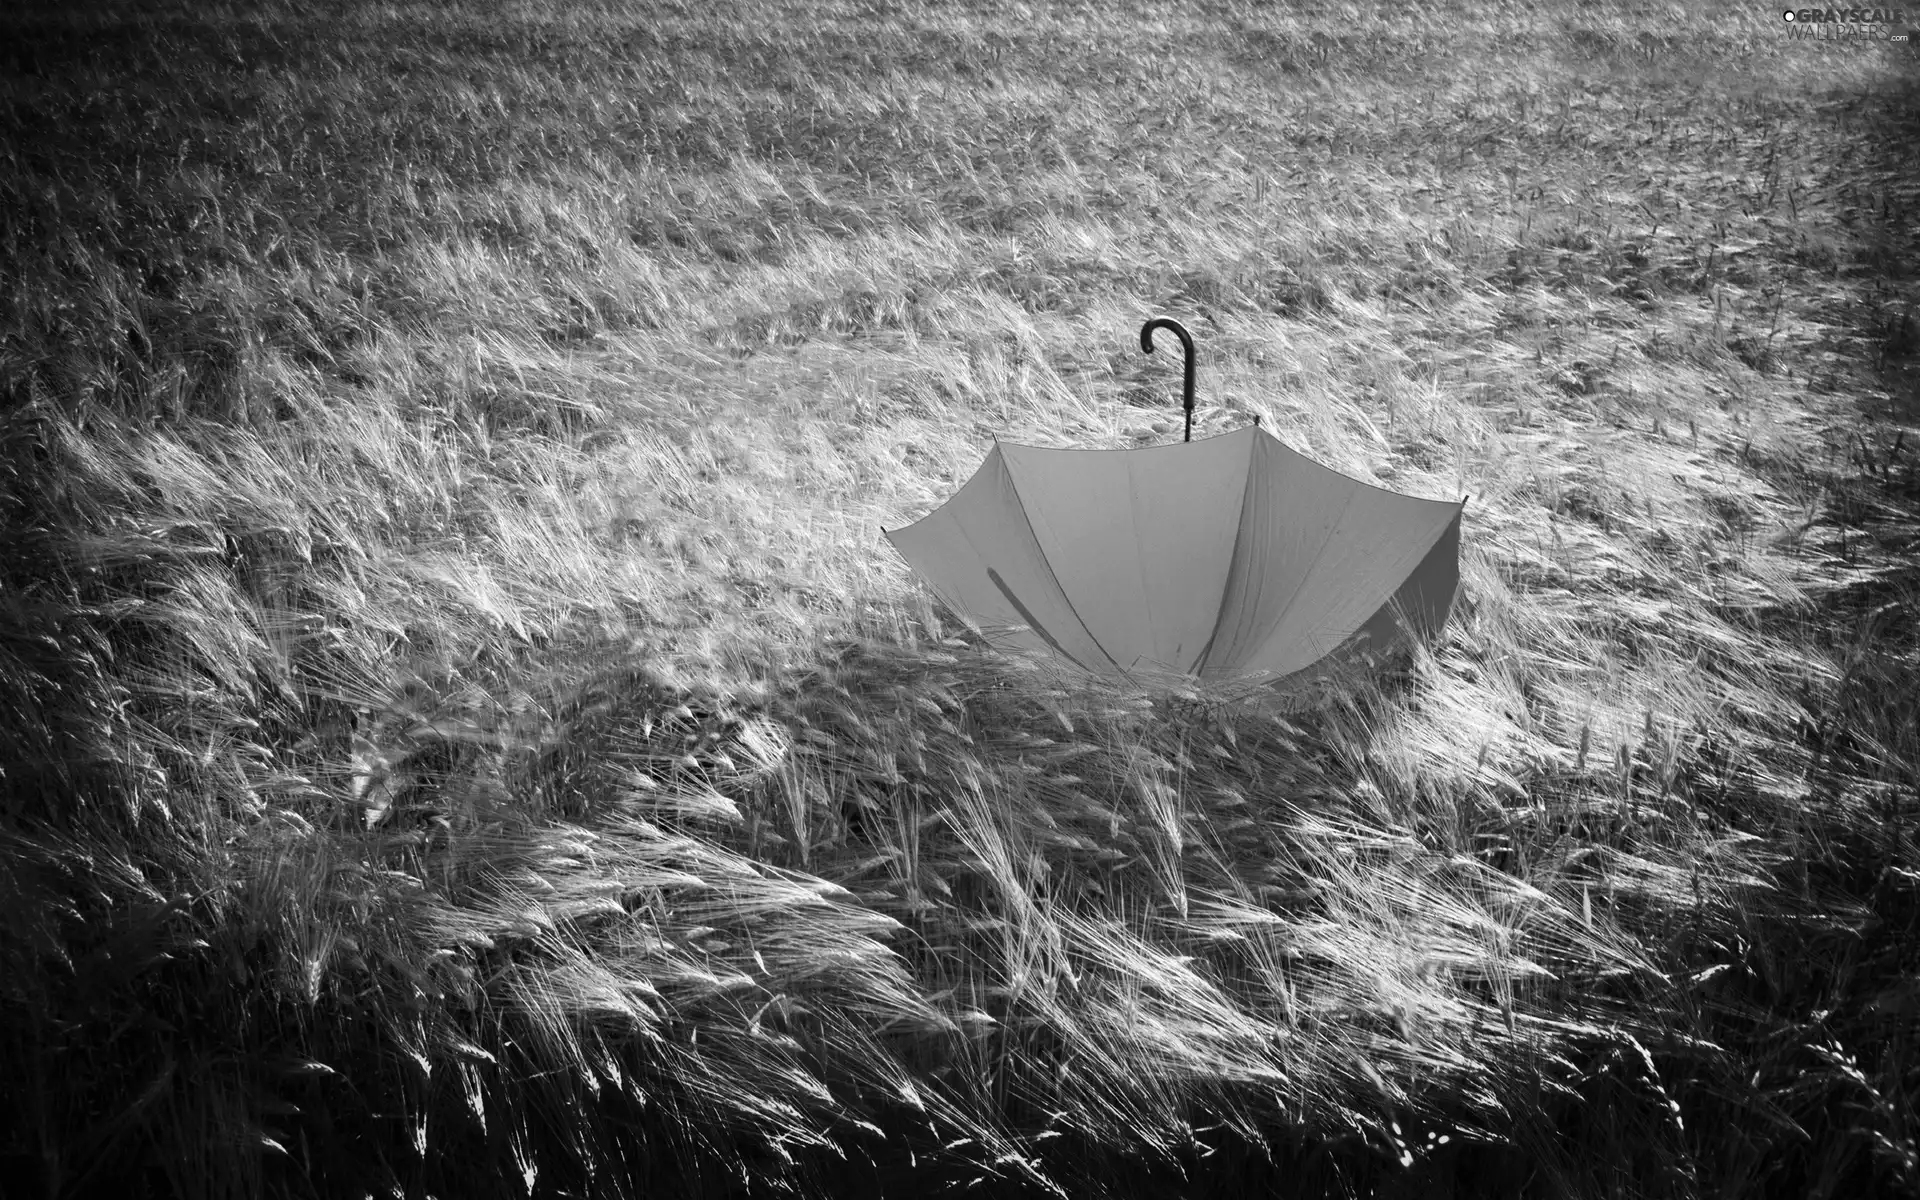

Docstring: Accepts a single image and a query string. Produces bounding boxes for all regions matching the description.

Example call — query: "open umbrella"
[884,318,1466,693]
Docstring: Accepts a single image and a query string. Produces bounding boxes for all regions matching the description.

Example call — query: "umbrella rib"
[1001,453,1123,673]
[1262,487,1360,672]
[1190,429,1260,677]
[1126,453,1156,673]
[988,569,1093,674]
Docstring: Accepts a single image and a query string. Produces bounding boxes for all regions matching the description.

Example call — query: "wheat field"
[2,2,1918,1197]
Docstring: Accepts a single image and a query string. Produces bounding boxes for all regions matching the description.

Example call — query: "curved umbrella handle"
[1139,317,1196,443]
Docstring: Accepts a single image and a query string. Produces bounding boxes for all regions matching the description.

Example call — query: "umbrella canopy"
[883,321,1466,690]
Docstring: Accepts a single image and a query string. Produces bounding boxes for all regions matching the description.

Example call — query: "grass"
[2,0,1918,1196]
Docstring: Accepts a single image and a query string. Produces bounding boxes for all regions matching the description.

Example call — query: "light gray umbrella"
[885,319,1465,691]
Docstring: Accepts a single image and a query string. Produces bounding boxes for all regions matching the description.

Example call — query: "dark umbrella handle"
[1139,317,1195,443]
